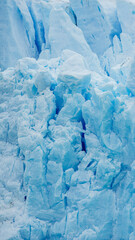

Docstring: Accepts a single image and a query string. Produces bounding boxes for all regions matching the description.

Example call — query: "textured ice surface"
[0,0,38,71]
[70,0,111,56]
[116,0,135,42]
[0,0,135,239]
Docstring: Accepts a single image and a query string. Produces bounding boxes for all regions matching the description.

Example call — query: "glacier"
[0,0,135,239]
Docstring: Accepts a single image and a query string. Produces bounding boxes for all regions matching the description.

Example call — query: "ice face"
[116,0,135,42]
[0,0,38,71]
[70,0,112,56]
[0,0,135,240]
[48,8,102,73]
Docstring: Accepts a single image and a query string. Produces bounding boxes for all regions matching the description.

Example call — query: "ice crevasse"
[0,0,135,239]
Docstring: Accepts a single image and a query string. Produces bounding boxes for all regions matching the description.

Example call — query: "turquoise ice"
[0,0,135,239]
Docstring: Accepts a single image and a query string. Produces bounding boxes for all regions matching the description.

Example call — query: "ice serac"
[25,0,52,53]
[117,0,135,43]
[0,0,38,71]
[70,0,111,56]
[100,31,135,97]
[0,0,135,240]
[57,50,91,92]
[47,7,102,73]
[99,0,122,42]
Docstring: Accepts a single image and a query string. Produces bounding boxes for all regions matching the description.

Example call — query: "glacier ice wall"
[0,0,38,71]
[0,0,135,239]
